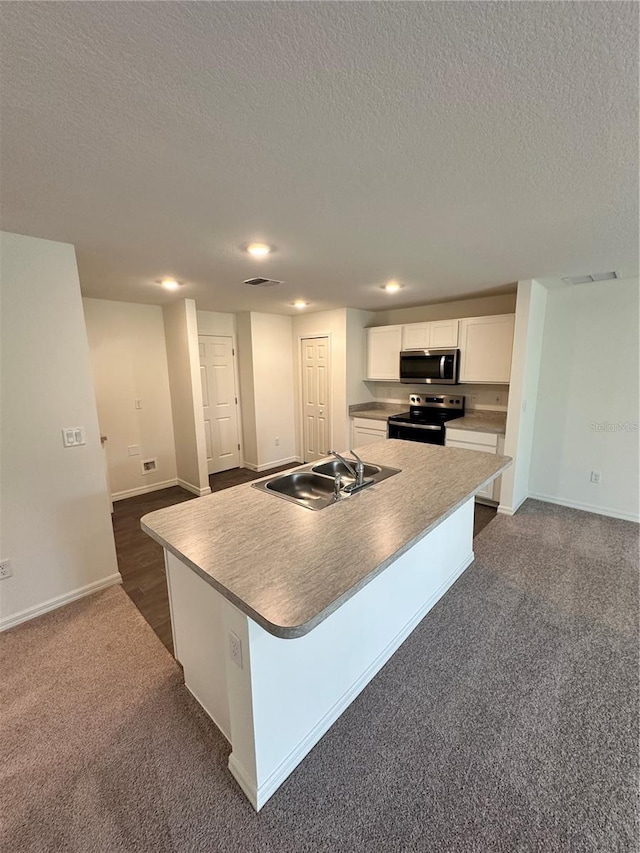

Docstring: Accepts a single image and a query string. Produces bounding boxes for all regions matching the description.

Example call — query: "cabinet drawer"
[446,429,498,449]
[353,417,387,432]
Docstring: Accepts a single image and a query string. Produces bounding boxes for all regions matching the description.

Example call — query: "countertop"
[447,411,507,434]
[141,441,511,639]
[348,402,407,421]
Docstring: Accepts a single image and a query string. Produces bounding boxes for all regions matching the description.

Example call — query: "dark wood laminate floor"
[112,467,497,655]
[112,464,295,654]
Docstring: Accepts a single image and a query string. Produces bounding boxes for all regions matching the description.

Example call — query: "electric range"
[388,394,465,446]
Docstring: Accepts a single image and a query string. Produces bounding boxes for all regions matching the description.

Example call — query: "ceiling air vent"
[243,277,284,287]
[562,271,619,285]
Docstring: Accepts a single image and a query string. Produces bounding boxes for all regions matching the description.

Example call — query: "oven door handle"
[388,421,442,431]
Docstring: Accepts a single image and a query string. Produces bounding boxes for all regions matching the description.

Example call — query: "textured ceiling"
[0,2,637,314]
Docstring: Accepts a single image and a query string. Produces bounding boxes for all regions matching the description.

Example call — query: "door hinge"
[232,348,235,356]
[237,443,241,451]
[235,397,238,404]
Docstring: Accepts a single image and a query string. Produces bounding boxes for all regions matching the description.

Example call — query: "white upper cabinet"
[429,319,459,348]
[366,326,402,380]
[402,323,430,350]
[458,314,515,383]
[401,319,459,350]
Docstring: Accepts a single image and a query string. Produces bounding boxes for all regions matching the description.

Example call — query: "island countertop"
[141,440,511,639]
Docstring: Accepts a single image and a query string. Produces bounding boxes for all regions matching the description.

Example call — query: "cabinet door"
[459,315,515,383]
[402,323,430,350]
[353,425,387,448]
[430,319,459,348]
[445,434,498,502]
[366,326,402,380]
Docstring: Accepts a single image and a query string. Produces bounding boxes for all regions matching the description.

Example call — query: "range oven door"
[388,420,445,446]
[399,349,459,384]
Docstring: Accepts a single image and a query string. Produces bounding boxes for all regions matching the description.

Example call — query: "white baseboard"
[177,479,211,497]
[497,494,527,516]
[0,573,123,633]
[242,456,301,473]
[528,492,639,523]
[228,550,474,811]
[112,479,178,502]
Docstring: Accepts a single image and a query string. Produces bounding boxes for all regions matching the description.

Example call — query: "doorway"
[199,335,241,474]
[300,336,330,463]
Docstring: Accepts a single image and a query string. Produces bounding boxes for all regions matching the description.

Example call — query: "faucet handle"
[349,449,364,465]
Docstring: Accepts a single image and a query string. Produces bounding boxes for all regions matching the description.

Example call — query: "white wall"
[197,310,236,337]
[83,299,177,500]
[237,313,297,471]
[346,309,376,416]
[366,381,509,412]
[369,292,517,327]
[0,232,120,630]
[163,299,210,496]
[499,280,547,514]
[236,313,258,466]
[529,276,639,521]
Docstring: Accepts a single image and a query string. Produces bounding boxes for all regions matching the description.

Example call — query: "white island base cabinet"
[164,498,475,811]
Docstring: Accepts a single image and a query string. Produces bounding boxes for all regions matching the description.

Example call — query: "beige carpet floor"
[1,499,638,852]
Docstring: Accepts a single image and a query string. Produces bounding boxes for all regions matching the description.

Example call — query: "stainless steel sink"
[252,459,402,510]
[256,471,337,511]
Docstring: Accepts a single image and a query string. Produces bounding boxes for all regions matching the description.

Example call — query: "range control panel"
[409,394,464,410]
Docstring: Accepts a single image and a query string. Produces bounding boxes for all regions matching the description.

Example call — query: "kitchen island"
[142,440,510,810]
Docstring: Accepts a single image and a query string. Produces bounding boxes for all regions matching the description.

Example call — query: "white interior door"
[199,335,241,474]
[301,337,330,463]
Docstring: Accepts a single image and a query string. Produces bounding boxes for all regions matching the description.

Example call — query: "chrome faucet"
[328,449,372,492]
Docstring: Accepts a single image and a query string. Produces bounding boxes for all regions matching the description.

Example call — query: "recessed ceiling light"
[383,280,403,293]
[292,300,309,309]
[160,278,181,290]
[246,243,272,258]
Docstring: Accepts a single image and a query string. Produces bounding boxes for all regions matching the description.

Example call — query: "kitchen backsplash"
[364,381,509,411]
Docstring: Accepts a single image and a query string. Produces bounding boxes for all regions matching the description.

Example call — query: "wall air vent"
[562,271,619,285]
[243,277,284,287]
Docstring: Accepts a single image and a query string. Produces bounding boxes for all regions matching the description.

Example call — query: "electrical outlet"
[0,559,13,580]
[62,427,86,448]
[590,471,601,484]
[275,437,280,447]
[228,631,243,669]
[135,399,142,410]
[470,394,478,408]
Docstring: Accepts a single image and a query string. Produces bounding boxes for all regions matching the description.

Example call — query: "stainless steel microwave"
[399,348,460,385]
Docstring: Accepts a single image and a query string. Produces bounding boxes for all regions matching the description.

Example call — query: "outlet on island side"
[0,559,13,580]
[228,631,243,669]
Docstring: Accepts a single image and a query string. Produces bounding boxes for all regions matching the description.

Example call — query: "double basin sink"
[252,458,401,511]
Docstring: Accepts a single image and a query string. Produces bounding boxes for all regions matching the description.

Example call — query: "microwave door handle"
[440,355,446,379]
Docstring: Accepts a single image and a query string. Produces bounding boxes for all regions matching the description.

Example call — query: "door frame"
[297,334,332,464]
[199,333,244,472]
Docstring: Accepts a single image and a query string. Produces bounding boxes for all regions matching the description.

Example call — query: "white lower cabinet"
[351,417,387,448]
[446,428,504,504]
